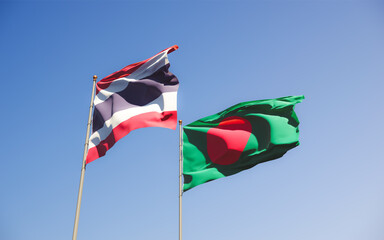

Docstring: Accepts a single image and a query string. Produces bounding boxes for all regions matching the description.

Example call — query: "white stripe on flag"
[88,91,177,149]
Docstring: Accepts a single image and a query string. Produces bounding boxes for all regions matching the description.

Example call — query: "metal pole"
[179,120,183,240]
[72,75,97,240]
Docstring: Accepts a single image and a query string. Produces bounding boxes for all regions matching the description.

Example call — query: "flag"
[182,95,304,191]
[86,45,179,164]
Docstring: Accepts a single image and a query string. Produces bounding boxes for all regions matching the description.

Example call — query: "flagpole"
[179,120,183,240]
[72,75,97,240]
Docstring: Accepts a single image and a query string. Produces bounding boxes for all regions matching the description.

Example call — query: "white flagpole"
[72,75,97,240]
[179,120,183,240]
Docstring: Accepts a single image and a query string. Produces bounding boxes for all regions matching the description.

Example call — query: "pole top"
[93,75,98,81]
[179,120,182,124]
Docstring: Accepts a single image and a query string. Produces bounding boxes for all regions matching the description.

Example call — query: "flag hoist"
[72,46,179,240]
[72,75,97,240]
[179,120,183,240]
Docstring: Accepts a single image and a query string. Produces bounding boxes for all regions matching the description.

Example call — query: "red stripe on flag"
[96,45,179,94]
[96,60,146,94]
[86,110,177,164]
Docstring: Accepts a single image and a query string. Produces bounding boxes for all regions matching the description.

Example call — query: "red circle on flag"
[207,116,252,165]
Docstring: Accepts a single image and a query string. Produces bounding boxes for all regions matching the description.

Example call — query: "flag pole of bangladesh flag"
[182,95,304,191]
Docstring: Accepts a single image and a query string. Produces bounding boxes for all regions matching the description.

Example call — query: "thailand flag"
[86,46,179,164]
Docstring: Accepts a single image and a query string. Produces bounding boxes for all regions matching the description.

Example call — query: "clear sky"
[1,1,384,240]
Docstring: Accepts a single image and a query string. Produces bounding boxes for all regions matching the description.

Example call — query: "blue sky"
[1,1,384,240]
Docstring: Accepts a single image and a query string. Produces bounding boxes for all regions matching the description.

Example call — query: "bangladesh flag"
[183,95,304,191]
